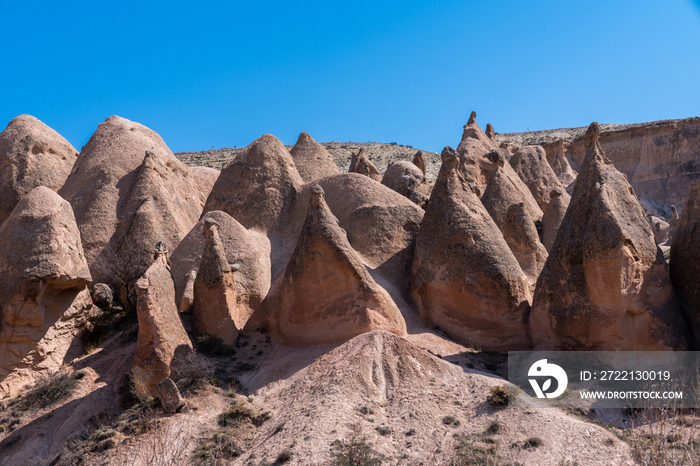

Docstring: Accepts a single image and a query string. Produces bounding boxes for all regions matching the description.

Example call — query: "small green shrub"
[486,421,502,434]
[375,425,391,436]
[218,401,256,427]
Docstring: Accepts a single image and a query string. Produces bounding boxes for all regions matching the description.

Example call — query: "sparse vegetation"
[330,423,384,466]
[487,385,510,407]
[374,425,391,436]
[487,421,503,434]
[451,434,500,466]
[194,334,236,357]
[218,401,256,427]
[172,351,215,395]
[276,448,292,463]
[13,369,86,411]
[524,437,542,448]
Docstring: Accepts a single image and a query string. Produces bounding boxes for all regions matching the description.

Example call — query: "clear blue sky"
[1,0,699,153]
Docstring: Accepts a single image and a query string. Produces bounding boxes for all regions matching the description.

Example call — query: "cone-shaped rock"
[0,187,94,398]
[510,145,565,211]
[381,160,431,203]
[485,123,496,141]
[192,219,240,346]
[58,116,207,293]
[547,139,578,189]
[349,148,382,182]
[455,112,500,190]
[412,150,427,175]
[289,132,340,182]
[541,188,571,252]
[203,134,304,232]
[170,211,270,328]
[531,123,689,351]
[265,185,406,345]
[134,244,192,395]
[481,150,543,230]
[0,115,79,225]
[189,166,220,202]
[410,147,533,351]
[503,203,548,287]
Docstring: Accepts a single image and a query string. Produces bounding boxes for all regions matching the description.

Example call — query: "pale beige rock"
[531,123,688,351]
[193,219,240,346]
[0,115,79,225]
[289,132,340,182]
[412,150,427,175]
[648,215,670,245]
[410,147,532,351]
[381,160,431,203]
[455,112,500,191]
[541,188,571,252]
[58,116,207,298]
[481,150,543,230]
[157,377,185,413]
[503,203,548,287]
[265,185,406,345]
[543,139,578,189]
[189,166,220,203]
[485,123,496,141]
[0,187,94,399]
[510,145,565,211]
[134,246,192,395]
[349,148,382,182]
[669,205,679,240]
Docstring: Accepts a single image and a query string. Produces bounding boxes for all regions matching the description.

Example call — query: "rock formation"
[509,145,565,211]
[133,243,192,395]
[485,123,496,141]
[531,123,689,351]
[412,150,427,175]
[289,132,340,182]
[381,160,431,203]
[265,185,406,345]
[480,150,543,230]
[541,188,571,252]
[503,203,548,287]
[157,378,185,413]
[203,134,304,233]
[543,139,578,190]
[455,111,501,191]
[648,215,670,245]
[0,187,94,399]
[349,148,382,182]
[0,115,79,225]
[189,166,220,202]
[192,219,240,346]
[58,116,207,299]
[669,205,678,240]
[410,147,533,351]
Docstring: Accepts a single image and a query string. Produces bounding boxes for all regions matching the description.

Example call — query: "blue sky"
[1,0,699,153]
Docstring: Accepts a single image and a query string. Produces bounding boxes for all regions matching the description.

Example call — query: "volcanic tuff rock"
[485,122,496,141]
[169,211,270,327]
[58,116,206,297]
[157,377,185,413]
[541,187,571,252]
[543,139,578,190]
[134,244,192,395]
[0,187,94,399]
[289,131,340,182]
[503,203,548,287]
[193,219,240,346]
[349,147,382,182]
[510,145,565,211]
[648,215,670,245]
[188,166,220,201]
[265,185,406,345]
[531,123,689,351]
[0,115,79,225]
[412,150,427,174]
[410,147,532,351]
[381,160,431,202]
[455,112,501,191]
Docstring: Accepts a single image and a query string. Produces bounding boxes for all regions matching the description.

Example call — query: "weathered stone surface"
[189,166,220,203]
[265,185,406,345]
[0,187,94,399]
[481,150,543,230]
[542,139,578,190]
[58,116,207,297]
[134,247,192,395]
[349,148,382,182]
[541,188,571,252]
[91,283,113,309]
[381,160,431,203]
[510,145,565,211]
[531,123,689,351]
[669,205,679,240]
[0,115,79,225]
[193,219,240,346]
[503,203,548,288]
[455,112,500,191]
[485,123,496,141]
[289,132,340,182]
[648,216,670,245]
[203,134,304,233]
[410,147,532,351]
[157,377,185,413]
[169,211,270,327]
[412,150,427,175]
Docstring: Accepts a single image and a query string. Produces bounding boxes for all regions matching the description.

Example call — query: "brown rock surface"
[541,187,571,252]
[485,123,496,141]
[531,123,689,351]
[58,116,207,297]
[410,147,532,351]
[349,148,382,182]
[193,219,240,346]
[455,112,500,190]
[648,215,670,245]
[412,150,427,174]
[289,131,340,182]
[510,145,565,211]
[0,187,94,398]
[0,115,79,225]
[265,185,406,345]
[157,377,185,413]
[133,245,192,395]
[188,166,220,202]
[503,203,548,287]
[543,139,578,189]
[380,160,431,202]
[481,150,544,230]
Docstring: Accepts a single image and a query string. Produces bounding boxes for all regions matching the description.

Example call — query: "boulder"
[349,148,382,182]
[503,203,548,287]
[0,187,94,399]
[192,219,240,346]
[133,244,192,395]
[455,111,500,191]
[541,188,571,252]
[381,160,431,203]
[58,116,207,299]
[265,185,406,345]
[157,378,185,413]
[410,147,533,351]
[481,150,543,230]
[510,145,565,211]
[0,115,79,225]
[289,132,339,182]
[91,283,114,309]
[531,123,689,351]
